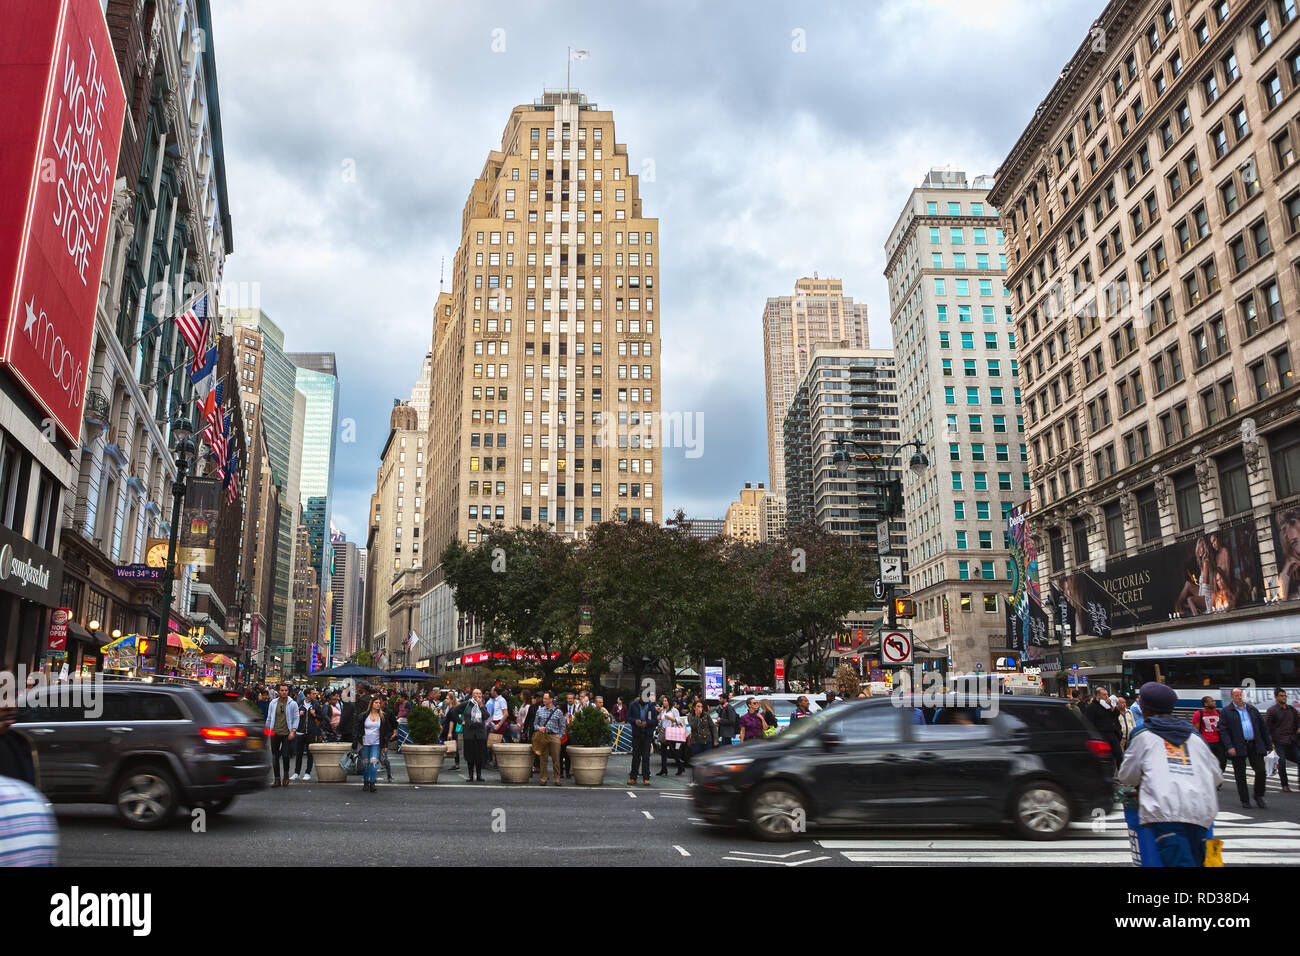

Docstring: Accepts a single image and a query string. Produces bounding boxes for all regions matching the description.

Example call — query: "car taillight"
[200,727,248,741]
[1086,739,1112,757]
[264,727,274,736]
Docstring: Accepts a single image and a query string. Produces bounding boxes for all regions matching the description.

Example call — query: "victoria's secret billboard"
[1058,521,1265,637]
[0,0,126,442]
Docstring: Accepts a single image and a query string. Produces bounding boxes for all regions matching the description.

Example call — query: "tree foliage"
[441,516,874,690]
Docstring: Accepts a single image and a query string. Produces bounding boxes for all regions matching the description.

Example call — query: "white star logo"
[23,298,38,336]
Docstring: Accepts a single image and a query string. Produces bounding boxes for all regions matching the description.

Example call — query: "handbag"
[339,748,360,776]
[665,724,688,743]
[531,730,549,756]
[763,721,779,738]
[1204,836,1224,867]
[1265,750,1279,777]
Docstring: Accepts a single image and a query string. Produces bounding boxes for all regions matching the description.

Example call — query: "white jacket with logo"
[1116,726,1223,829]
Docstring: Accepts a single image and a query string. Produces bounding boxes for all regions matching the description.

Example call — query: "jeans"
[1146,822,1208,867]
[294,736,314,775]
[1275,741,1300,788]
[630,733,652,780]
[270,734,293,780]
[361,744,382,785]
[1230,742,1268,803]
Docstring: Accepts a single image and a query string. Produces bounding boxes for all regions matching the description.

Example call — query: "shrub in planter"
[566,706,614,786]
[406,704,441,744]
[403,705,446,784]
[566,705,613,748]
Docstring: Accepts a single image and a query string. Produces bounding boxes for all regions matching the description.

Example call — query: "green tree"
[441,526,586,691]
[746,523,874,687]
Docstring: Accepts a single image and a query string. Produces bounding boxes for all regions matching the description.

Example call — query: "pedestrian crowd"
[240,680,833,790]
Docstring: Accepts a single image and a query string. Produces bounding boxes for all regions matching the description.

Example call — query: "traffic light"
[894,597,916,618]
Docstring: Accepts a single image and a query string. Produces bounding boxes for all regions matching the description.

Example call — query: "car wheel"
[747,783,807,842]
[192,797,234,814]
[114,765,179,830]
[1013,781,1071,840]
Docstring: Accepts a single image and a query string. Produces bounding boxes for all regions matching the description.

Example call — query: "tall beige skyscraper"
[421,90,662,669]
[763,277,869,496]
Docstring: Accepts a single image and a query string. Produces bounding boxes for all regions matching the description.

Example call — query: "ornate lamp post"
[155,416,196,677]
[831,436,931,633]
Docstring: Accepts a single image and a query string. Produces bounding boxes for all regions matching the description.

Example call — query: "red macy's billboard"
[0,0,126,442]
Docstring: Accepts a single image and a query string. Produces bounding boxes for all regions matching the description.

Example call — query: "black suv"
[691,696,1114,841]
[16,682,269,828]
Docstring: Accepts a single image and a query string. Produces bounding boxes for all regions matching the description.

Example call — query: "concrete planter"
[309,742,352,783]
[567,746,612,786]
[403,744,447,784]
[491,743,534,783]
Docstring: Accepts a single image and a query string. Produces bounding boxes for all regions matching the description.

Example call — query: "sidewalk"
[368,750,693,789]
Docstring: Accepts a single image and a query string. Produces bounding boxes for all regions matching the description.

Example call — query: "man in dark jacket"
[1220,687,1272,809]
[1084,685,1124,770]
[715,693,740,745]
[1265,689,1300,792]
[626,695,658,786]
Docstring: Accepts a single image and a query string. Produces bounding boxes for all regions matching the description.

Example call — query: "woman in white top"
[656,694,685,776]
[358,696,394,793]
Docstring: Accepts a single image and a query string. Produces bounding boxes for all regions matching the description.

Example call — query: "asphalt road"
[50,755,1300,867]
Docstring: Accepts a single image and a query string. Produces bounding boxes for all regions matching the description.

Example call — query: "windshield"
[776,705,841,740]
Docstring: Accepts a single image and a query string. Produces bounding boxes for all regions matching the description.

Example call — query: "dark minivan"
[691,696,1114,841]
[16,682,269,828]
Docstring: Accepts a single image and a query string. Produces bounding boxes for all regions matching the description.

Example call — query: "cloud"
[209,0,1101,539]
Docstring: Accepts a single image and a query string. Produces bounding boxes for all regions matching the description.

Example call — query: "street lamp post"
[832,434,930,661]
[235,582,249,688]
[155,416,195,678]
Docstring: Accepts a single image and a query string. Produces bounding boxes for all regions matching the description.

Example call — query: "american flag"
[206,411,231,468]
[175,294,210,373]
[223,453,240,505]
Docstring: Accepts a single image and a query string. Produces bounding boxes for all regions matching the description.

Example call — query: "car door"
[803,702,908,824]
[907,709,1017,823]
[15,688,77,797]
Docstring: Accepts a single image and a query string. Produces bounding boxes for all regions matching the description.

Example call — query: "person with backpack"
[1192,696,1227,773]
[1116,682,1223,866]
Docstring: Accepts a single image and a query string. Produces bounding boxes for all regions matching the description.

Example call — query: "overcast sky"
[209,0,1101,542]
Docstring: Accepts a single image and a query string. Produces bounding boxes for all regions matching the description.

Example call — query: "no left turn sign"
[881,630,913,666]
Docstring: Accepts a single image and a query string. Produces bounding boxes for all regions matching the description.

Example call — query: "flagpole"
[124,288,206,352]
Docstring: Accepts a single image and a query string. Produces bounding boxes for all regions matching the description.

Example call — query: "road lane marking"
[722,855,831,866]
[673,844,691,857]
[642,810,654,819]
[627,791,637,798]
[726,849,809,858]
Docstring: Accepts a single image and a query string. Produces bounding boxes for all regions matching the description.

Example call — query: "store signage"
[0,0,126,442]
[704,665,724,700]
[0,523,62,606]
[47,607,70,651]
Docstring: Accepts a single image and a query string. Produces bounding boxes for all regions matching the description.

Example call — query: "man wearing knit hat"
[1116,682,1223,867]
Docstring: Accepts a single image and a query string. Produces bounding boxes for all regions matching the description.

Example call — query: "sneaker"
[289,773,299,781]
[301,773,311,782]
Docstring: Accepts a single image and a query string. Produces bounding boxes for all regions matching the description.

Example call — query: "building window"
[1217,450,1251,516]
[1104,502,1126,554]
